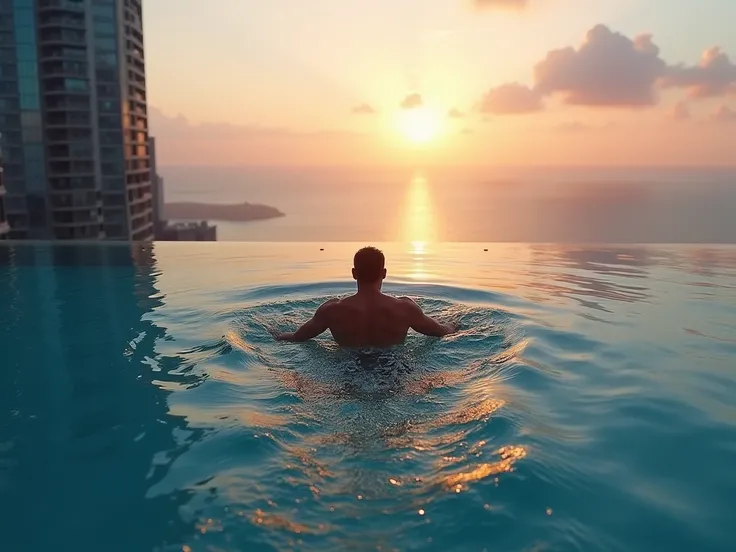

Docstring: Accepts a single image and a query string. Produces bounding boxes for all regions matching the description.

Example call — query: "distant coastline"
[163,202,284,223]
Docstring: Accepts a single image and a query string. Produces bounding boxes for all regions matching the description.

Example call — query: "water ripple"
[4,244,736,552]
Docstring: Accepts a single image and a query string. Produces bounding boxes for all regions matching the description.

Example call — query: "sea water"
[1,242,735,552]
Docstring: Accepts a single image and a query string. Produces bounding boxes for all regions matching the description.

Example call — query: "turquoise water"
[1,242,736,552]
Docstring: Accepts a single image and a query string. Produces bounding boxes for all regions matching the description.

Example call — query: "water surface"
[1,242,735,552]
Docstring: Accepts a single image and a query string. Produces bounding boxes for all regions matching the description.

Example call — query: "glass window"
[64,78,87,91]
[3,146,23,162]
[96,68,116,81]
[96,52,117,66]
[99,114,121,129]
[0,63,17,78]
[100,145,122,160]
[94,21,115,36]
[0,97,19,111]
[95,37,116,51]
[98,99,120,113]
[0,113,20,127]
[101,161,123,175]
[18,61,37,78]
[27,194,47,227]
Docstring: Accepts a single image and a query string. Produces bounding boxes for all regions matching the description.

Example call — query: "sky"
[143,0,736,167]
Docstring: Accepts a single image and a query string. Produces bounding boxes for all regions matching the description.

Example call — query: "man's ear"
[382,268,387,280]
[352,268,357,280]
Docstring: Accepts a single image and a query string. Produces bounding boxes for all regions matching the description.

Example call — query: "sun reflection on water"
[402,175,439,280]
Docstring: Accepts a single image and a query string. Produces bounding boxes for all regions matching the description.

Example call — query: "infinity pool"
[1,242,735,552]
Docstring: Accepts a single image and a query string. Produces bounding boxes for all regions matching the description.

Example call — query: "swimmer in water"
[273,246,459,347]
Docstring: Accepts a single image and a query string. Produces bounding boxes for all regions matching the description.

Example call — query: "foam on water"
[155,285,531,552]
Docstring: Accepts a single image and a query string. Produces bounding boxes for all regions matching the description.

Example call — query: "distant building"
[0,0,154,240]
[0,139,8,239]
[148,137,164,232]
[157,221,217,241]
[147,135,217,241]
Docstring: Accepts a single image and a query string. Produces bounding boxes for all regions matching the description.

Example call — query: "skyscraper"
[0,138,8,239]
[0,0,153,240]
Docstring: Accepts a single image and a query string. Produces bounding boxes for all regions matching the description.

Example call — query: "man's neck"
[356,283,382,295]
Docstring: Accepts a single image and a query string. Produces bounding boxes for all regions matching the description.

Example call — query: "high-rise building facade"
[0,0,153,240]
[0,138,8,238]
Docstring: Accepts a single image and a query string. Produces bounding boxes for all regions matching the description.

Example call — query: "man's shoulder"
[318,297,341,311]
[394,295,422,312]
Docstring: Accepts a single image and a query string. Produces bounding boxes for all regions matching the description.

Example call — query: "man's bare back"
[273,247,458,347]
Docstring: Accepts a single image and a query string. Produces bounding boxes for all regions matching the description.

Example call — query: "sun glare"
[397,108,441,144]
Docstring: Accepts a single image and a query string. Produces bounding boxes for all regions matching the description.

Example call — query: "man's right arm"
[402,298,458,337]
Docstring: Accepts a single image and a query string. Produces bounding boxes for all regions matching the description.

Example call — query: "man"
[273,246,458,347]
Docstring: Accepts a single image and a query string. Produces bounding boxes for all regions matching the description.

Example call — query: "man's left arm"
[274,300,335,342]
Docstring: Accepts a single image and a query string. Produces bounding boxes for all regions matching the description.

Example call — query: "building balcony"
[45,102,90,112]
[44,87,90,97]
[125,167,151,176]
[126,179,151,189]
[128,192,152,207]
[42,66,88,78]
[39,31,86,46]
[38,0,85,12]
[53,213,103,228]
[40,49,87,62]
[50,197,102,211]
[131,224,154,242]
[130,206,152,221]
[39,15,85,29]
[46,122,92,130]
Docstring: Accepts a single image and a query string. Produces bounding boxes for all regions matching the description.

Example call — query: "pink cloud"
[709,105,736,123]
[662,47,736,98]
[400,93,423,109]
[533,25,666,107]
[351,103,377,115]
[478,83,543,114]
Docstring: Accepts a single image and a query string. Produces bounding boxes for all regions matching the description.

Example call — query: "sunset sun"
[397,107,441,144]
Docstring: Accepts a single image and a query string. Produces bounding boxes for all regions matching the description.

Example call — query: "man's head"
[352,246,386,286]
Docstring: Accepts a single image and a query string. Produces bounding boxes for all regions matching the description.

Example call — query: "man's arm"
[402,298,458,338]
[274,300,336,342]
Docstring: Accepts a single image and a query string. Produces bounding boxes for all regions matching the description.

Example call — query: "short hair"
[353,246,385,283]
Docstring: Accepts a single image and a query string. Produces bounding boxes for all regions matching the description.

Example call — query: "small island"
[164,201,285,223]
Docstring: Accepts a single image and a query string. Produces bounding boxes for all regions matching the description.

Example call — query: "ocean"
[160,166,736,243]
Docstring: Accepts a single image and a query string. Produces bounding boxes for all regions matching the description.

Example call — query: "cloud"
[400,93,423,109]
[448,108,464,118]
[147,107,371,166]
[533,25,667,107]
[670,101,690,121]
[351,103,376,115]
[473,0,528,9]
[709,105,736,123]
[478,83,543,114]
[662,48,736,98]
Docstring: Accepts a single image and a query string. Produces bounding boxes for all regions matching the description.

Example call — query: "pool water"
[1,242,735,552]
